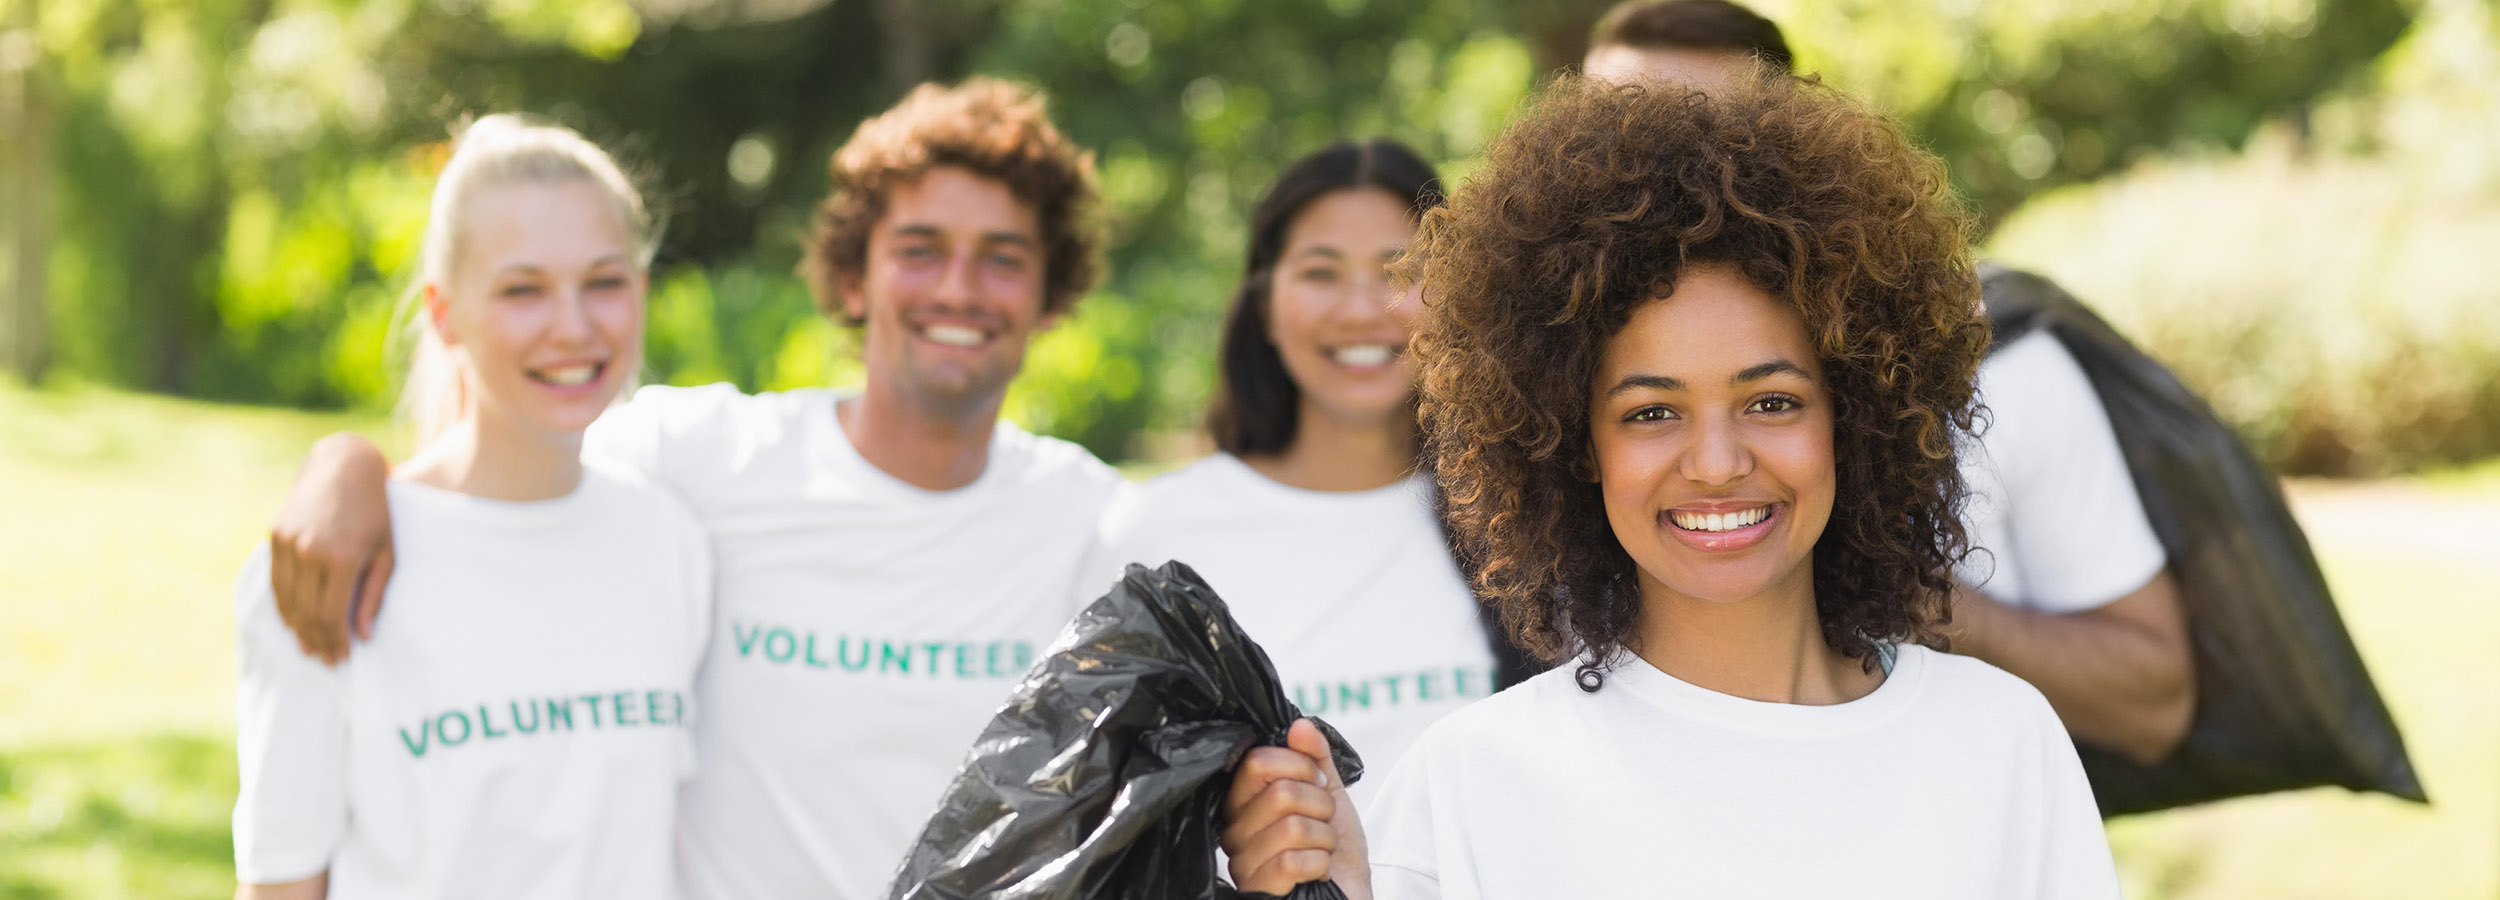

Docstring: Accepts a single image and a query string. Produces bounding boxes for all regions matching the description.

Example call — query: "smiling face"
[1265,187,1423,429]
[429,178,644,443]
[1588,264,1834,609]
[843,165,1051,418]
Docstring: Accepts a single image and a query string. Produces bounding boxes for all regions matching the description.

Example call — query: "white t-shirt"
[1958,331,2166,613]
[584,384,1126,900]
[1082,454,1498,808]
[1364,644,2119,899]
[232,470,714,899]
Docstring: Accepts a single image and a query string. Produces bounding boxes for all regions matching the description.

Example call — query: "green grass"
[1,380,2492,897]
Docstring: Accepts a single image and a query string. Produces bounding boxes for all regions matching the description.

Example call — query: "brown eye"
[1626,405,1677,423]
[1749,396,1802,414]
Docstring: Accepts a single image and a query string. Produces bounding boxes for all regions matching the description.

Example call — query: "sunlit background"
[1,0,2494,896]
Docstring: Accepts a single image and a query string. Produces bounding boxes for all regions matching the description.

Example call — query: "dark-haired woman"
[1217,77,2118,898]
[1084,141,1515,816]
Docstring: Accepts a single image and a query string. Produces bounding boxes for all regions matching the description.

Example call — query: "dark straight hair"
[1206,139,1443,457]
[1588,0,1794,72]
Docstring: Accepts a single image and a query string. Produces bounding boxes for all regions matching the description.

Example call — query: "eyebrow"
[493,254,632,277]
[1734,359,1814,384]
[1290,246,1346,262]
[1603,358,1814,397]
[893,224,1039,249]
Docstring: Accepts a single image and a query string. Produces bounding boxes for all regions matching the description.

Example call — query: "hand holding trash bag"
[1222,719,1370,896]
[887,561,1365,900]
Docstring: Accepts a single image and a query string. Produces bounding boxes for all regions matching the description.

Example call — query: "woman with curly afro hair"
[1217,73,2118,898]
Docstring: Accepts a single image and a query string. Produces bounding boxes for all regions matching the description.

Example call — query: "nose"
[549,283,595,345]
[1331,262,1397,326]
[1679,413,1754,488]
[933,250,978,310]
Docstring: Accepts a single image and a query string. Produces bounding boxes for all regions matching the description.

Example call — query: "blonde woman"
[230,117,712,900]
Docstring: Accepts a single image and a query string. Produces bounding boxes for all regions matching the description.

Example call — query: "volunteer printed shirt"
[585,384,1126,900]
[1365,645,2120,900]
[232,470,713,899]
[1959,330,2167,612]
[1082,454,1496,807]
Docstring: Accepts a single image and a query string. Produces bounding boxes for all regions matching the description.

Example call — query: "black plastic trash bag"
[888,561,1363,900]
[1981,264,2427,817]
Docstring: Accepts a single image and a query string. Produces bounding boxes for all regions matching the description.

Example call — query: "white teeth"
[1670,506,1770,533]
[1330,344,1395,366]
[537,364,598,386]
[923,324,985,347]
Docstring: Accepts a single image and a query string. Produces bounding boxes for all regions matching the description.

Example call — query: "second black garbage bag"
[887,560,1364,900]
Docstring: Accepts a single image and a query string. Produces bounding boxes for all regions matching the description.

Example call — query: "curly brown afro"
[1409,72,1989,688]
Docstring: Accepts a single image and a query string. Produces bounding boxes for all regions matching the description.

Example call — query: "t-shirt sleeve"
[2028,698,2122,898]
[1067,482,1144,615]
[1361,746,1449,900]
[1987,335,2167,613]
[231,548,349,884]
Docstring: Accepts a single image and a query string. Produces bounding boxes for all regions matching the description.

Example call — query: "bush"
[1988,131,2500,477]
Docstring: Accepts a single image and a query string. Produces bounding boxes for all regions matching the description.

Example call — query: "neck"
[838,379,1001,492]
[398,411,586,502]
[1629,564,1880,706]
[1241,404,1416,492]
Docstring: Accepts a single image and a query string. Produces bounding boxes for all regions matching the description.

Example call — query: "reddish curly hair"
[1410,73,1989,687]
[801,77,1101,324]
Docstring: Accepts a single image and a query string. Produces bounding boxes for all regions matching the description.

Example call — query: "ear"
[423,283,458,347]
[837,271,868,322]
[1574,442,1602,484]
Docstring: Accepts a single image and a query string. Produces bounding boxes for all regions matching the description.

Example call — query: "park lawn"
[1,382,2491,898]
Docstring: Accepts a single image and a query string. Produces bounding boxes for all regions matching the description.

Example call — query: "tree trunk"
[871,0,929,96]
[1,18,51,384]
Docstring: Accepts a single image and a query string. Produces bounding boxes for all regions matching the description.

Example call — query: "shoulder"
[577,464,708,541]
[1403,662,1585,756]
[1104,456,1246,527]
[1902,645,2062,724]
[991,421,1124,498]
[231,543,278,622]
[1978,331,2099,413]
[646,382,831,425]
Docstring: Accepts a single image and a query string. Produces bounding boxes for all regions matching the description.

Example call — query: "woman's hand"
[1220,718,1371,899]
[268,433,394,665]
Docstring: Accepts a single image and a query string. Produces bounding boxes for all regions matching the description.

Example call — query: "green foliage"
[972,0,1534,454]
[0,735,237,900]
[1988,0,2500,476]
[6,0,2488,466]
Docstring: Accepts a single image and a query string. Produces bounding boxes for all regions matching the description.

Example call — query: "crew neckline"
[387,471,600,527]
[1598,642,1927,739]
[811,389,1022,500]
[1208,452,1429,504]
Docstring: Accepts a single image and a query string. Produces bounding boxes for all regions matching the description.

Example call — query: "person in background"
[1086,141,1524,823]
[233,115,712,899]
[1222,72,2118,900]
[1582,0,2195,767]
[259,80,1126,899]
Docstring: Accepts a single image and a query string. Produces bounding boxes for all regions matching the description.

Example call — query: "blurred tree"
[10,0,2463,466]
[1,0,49,383]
